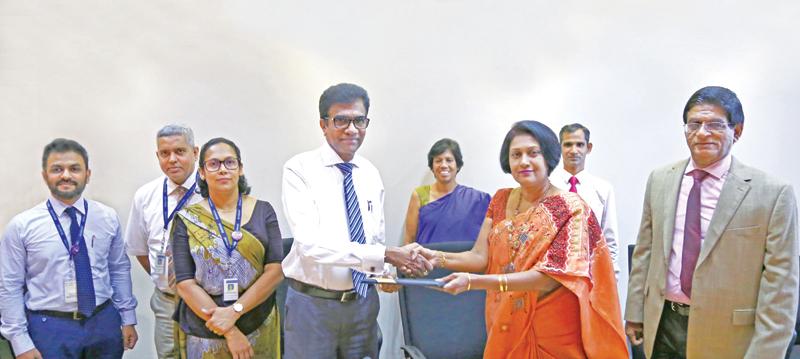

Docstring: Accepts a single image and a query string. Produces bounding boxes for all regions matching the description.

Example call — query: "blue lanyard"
[208,194,243,257]
[163,178,197,231]
[46,199,88,259]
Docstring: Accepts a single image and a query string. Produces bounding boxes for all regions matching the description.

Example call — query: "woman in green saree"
[172,137,284,359]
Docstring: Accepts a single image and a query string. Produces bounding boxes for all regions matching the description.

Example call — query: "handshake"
[384,243,441,277]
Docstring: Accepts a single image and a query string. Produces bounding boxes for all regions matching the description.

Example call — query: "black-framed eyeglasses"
[203,157,240,172]
[325,115,370,129]
[684,121,732,133]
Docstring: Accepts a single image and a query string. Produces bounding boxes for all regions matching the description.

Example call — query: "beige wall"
[2,1,799,357]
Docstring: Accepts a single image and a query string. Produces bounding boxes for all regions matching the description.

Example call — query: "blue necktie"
[65,207,96,316]
[335,163,369,298]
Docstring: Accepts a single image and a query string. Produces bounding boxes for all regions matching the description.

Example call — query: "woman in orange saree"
[412,121,628,358]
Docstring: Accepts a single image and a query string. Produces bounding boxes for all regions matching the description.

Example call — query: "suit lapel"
[697,158,752,266]
[662,160,689,260]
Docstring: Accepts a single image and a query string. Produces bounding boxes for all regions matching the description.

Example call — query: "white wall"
[1,1,798,358]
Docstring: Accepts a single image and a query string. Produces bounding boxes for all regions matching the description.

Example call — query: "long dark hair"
[197,137,252,198]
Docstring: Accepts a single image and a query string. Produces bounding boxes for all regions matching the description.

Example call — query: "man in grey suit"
[625,86,798,358]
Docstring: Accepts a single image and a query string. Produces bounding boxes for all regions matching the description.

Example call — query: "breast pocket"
[724,225,762,236]
[86,231,113,257]
[360,198,380,242]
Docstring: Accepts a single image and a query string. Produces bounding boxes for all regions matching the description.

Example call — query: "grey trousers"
[150,288,177,359]
[283,285,380,359]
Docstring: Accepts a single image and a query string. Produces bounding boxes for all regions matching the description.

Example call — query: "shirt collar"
[686,153,732,180]
[48,195,87,216]
[319,141,364,169]
[166,170,198,195]
[553,166,587,184]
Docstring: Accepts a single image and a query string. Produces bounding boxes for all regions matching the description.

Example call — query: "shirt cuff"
[360,244,387,275]
[119,308,138,326]
[10,333,35,356]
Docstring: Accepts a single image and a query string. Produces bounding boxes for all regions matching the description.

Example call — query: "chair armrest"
[400,345,426,359]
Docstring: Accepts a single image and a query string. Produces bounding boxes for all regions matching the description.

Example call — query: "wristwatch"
[232,302,243,313]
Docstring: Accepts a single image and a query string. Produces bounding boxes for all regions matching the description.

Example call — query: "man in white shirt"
[549,123,620,273]
[281,83,431,359]
[125,125,201,358]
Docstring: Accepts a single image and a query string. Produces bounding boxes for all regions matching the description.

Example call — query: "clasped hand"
[202,306,241,336]
[386,244,434,277]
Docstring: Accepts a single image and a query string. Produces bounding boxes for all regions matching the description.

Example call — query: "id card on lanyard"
[155,178,197,282]
[46,199,87,304]
[208,194,243,302]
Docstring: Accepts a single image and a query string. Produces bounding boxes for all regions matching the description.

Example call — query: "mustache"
[57,180,78,186]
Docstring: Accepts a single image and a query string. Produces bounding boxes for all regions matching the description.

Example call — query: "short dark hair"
[42,138,89,169]
[682,86,744,126]
[318,83,370,119]
[499,121,561,175]
[427,138,464,171]
[198,137,252,198]
[559,123,591,143]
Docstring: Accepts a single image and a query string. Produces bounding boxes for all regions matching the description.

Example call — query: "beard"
[49,179,86,201]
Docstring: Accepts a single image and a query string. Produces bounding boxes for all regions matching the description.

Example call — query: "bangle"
[466,273,471,291]
[437,251,447,268]
[499,275,509,292]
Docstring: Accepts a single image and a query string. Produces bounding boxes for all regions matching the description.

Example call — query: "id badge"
[154,254,166,276]
[223,278,239,302]
[64,279,78,303]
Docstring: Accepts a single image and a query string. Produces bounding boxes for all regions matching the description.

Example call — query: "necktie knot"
[568,176,579,193]
[568,176,579,186]
[174,186,187,197]
[688,169,710,183]
[335,162,354,175]
[65,206,78,221]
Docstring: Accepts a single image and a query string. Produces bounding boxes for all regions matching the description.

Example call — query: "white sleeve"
[124,192,149,257]
[281,162,385,274]
[602,185,620,273]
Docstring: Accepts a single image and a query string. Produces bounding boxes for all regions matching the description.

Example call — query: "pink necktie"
[568,176,579,193]
[680,169,709,298]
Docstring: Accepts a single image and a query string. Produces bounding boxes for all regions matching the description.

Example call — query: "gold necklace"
[513,182,552,216]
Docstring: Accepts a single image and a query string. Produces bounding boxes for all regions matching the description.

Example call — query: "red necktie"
[680,169,709,298]
[568,176,579,193]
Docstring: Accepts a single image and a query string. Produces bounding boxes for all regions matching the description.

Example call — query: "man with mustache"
[549,123,620,273]
[125,125,201,358]
[281,83,432,358]
[0,138,138,358]
[626,86,799,358]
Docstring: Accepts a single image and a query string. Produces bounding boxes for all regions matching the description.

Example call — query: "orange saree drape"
[483,189,628,359]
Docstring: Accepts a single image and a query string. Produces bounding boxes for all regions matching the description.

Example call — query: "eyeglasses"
[203,157,240,172]
[684,121,732,133]
[325,115,370,129]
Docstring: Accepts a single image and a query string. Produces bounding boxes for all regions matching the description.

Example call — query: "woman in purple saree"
[402,138,490,245]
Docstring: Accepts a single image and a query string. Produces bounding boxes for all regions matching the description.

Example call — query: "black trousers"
[651,303,689,359]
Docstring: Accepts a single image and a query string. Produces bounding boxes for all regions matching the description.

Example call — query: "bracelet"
[466,273,471,291]
[499,274,509,292]
[437,251,447,268]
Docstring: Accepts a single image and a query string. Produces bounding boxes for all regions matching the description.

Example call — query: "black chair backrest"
[275,237,294,354]
[398,241,486,359]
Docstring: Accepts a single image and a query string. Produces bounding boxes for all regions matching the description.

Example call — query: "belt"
[158,289,176,300]
[289,279,359,302]
[666,300,690,316]
[28,300,111,321]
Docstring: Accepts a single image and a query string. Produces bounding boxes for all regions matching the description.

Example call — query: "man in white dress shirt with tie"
[549,123,620,273]
[125,125,201,358]
[281,83,431,359]
[0,138,138,359]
